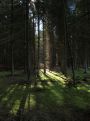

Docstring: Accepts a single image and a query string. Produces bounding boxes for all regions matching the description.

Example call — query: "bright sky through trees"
[68,0,76,12]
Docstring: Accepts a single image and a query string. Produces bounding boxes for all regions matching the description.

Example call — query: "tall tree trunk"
[63,0,67,75]
[32,12,36,77]
[10,0,14,76]
[63,0,75,84]
[45,21,50,70]
[56,1,67,74]
[43,19,46,74]
[25,0,31,81]
[37,8,40,75]
[84,42,88,73]
[67,37,76,84]
[49,25,56,70]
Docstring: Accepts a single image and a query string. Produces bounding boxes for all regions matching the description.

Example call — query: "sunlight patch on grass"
[50,89,64,105]
[0,70,90,119]
[47,81,54,86]
[25,94,36,110]
[50,71,65,78]
[30,95,36,107]
[39,71,49,80]
[38,80,54,88]
[5,85,14,92]
[0,85,18,103]
[77,84,90,92]
[46,71,65,85]
[10,100,21,114]
[10,85,28,114]
[1,97,8,102]
[37,83,43,88]
[39,70,67,86]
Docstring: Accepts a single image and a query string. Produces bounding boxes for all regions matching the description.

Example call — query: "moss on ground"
[0,70,90,121]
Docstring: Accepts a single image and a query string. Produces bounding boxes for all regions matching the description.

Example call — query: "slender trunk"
[84,0,89,73]
[32,12,36,77]
[11,45,14,75]
[63,0,76,84]
[37,9,40,75]
[25,0,31,81]
[84,43,88,73]
[43,20,46,74]
[56,1,67,74]
[67,38,76,84]
[24,17,27,73]
[11,0,14,76]
[63,0,67,75]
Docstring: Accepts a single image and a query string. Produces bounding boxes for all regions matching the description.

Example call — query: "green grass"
[68,68,90,81]
[0,70,90,121]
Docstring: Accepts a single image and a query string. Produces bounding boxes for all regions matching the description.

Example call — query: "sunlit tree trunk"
[43,19,46,74]
[37,6,40,75]
[49,25,57,70]
[45,20,51,70]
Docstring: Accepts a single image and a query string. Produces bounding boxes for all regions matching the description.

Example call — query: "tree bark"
[10,0,14,76]
[43,19,46,74]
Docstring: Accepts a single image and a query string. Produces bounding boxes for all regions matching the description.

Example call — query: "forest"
[0,0,90,121]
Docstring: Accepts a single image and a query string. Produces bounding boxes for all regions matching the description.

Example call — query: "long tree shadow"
[26,71,90,121]
[0,82,31,120]
[0,71,90,121]
[16,84,30,121]
[25,72,64,121]
[0,85,15,102]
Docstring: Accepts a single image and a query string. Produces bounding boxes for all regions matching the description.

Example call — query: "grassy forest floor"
[0,69,90,121]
